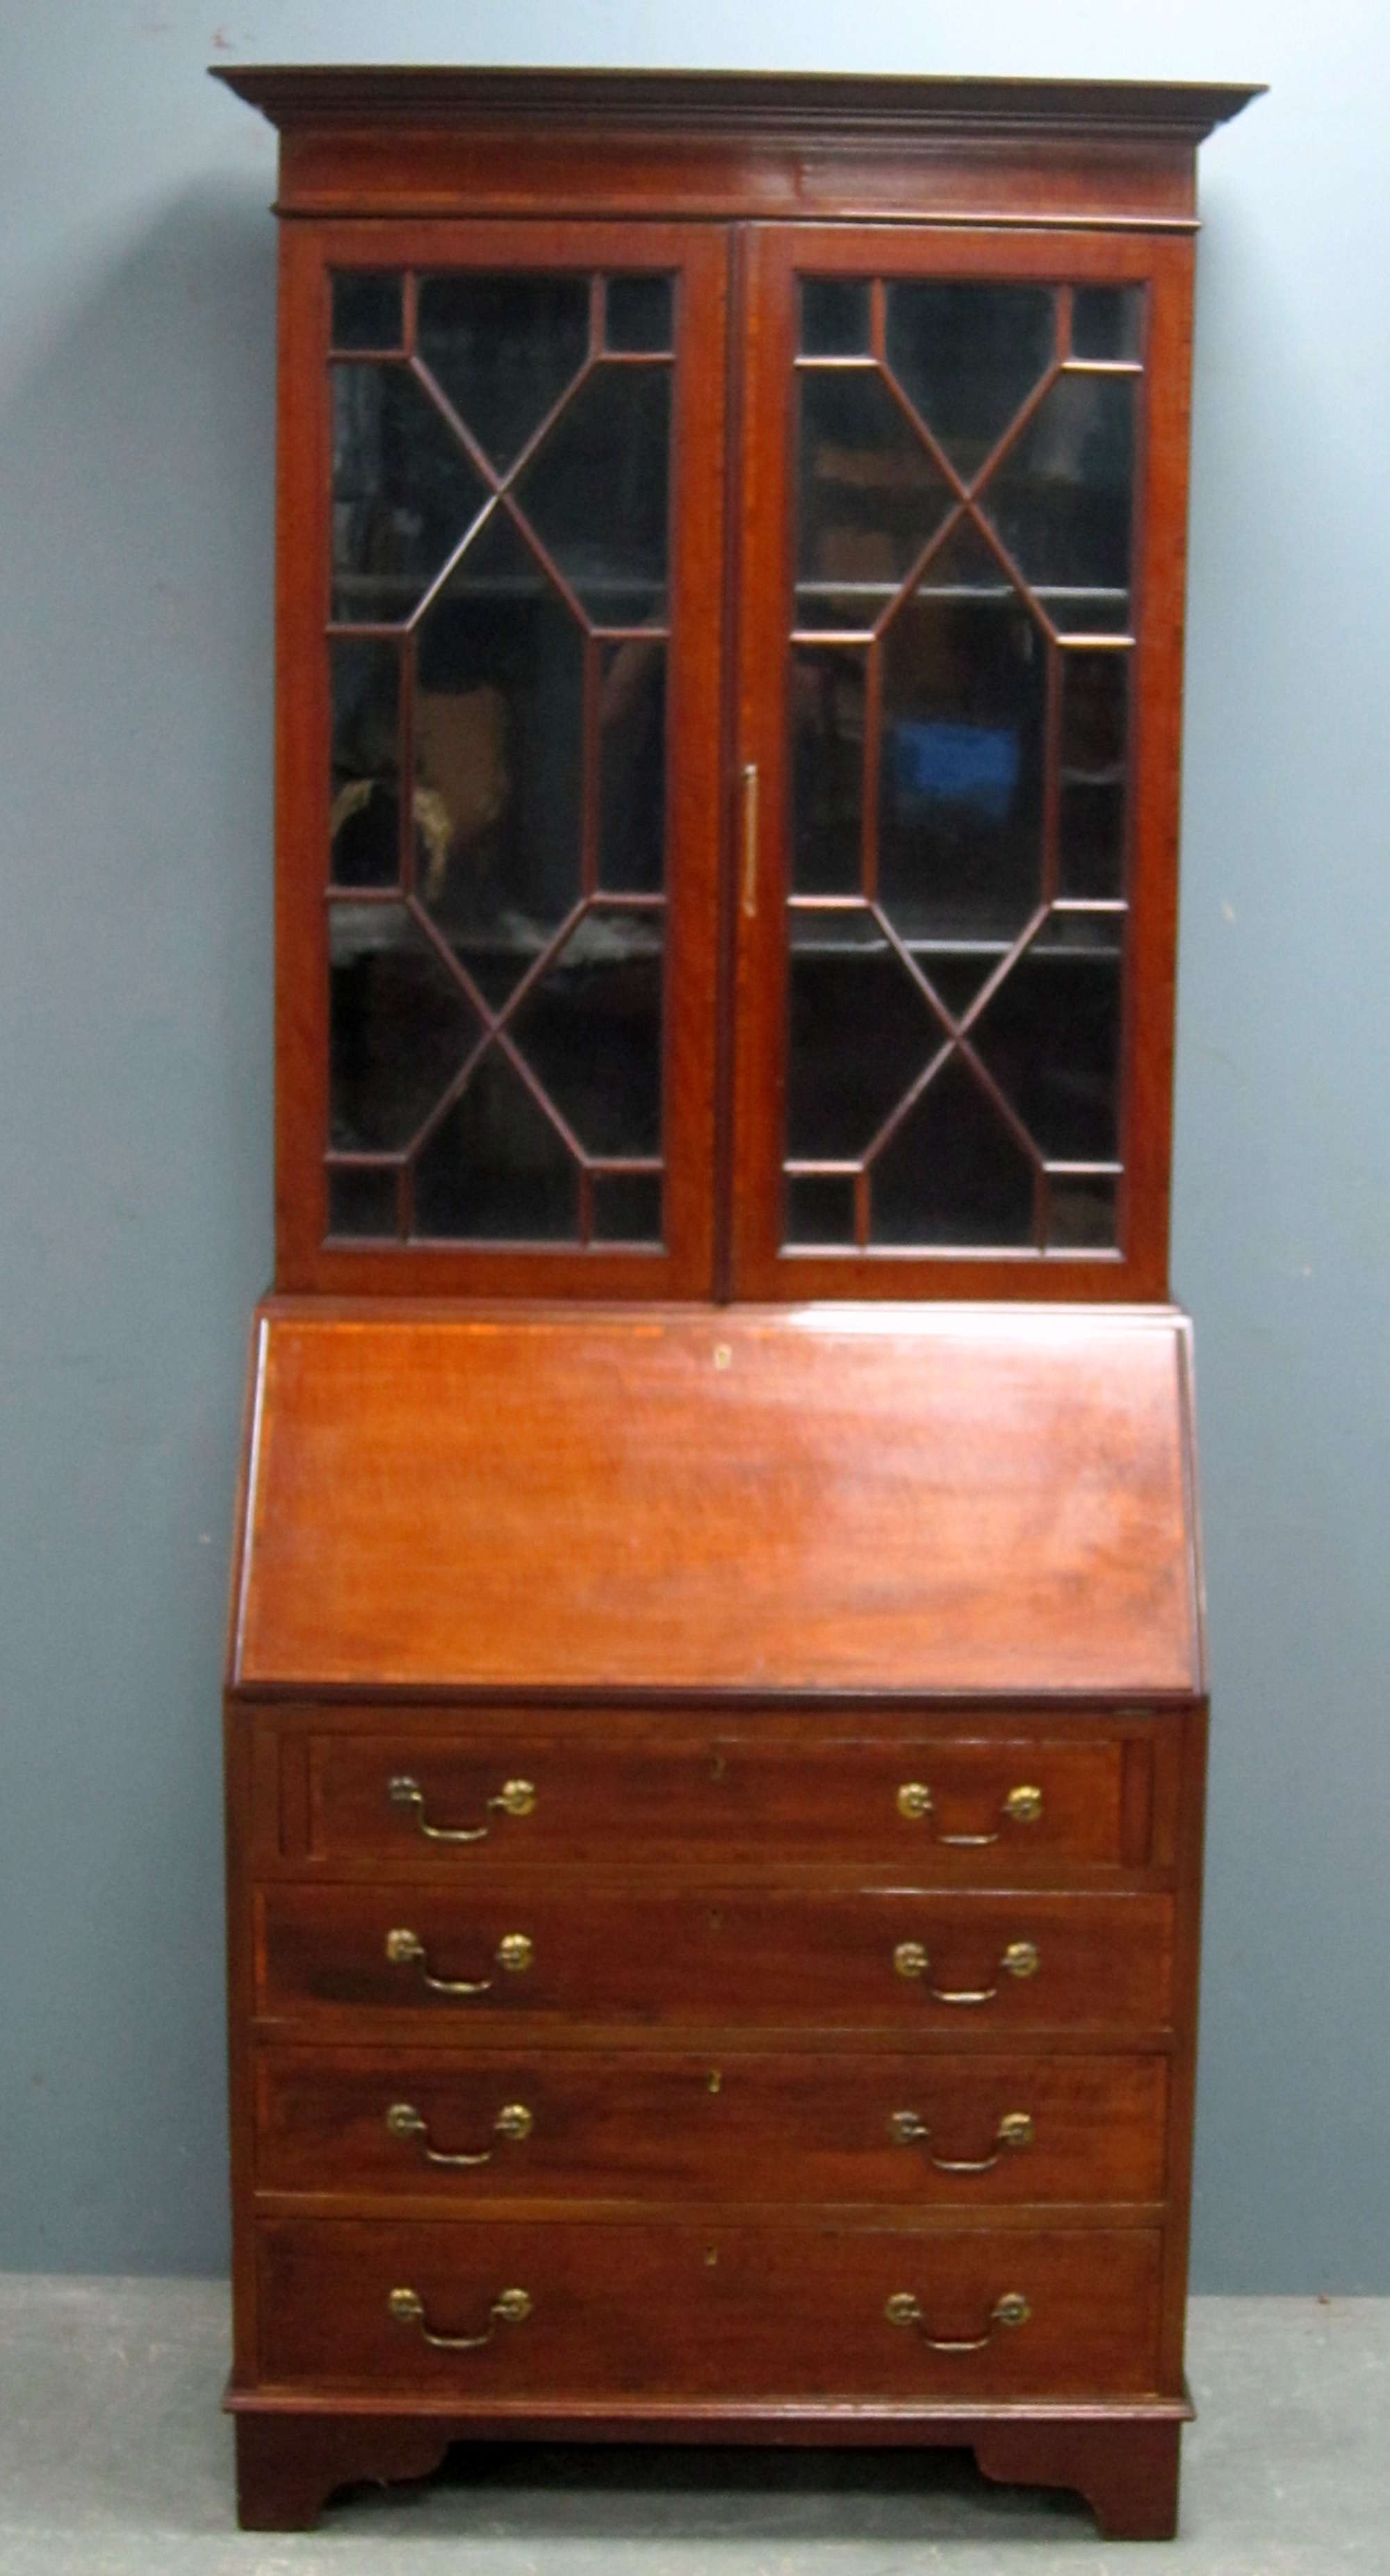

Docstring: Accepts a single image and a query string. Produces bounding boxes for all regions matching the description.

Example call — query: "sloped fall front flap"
[229,1303,1202,1698]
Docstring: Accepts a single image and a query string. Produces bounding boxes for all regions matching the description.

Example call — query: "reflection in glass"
[413,1053,578,1240]
[787,910,946,1162]
[330,641,400,887]
[972,931,1122,1163]
[886,283,1055,473]
[792,647,865,894]
[1071,286,1143,363]
[328,1165,398,1238]
[516,363,670,620]
[981,373,1136,632]
[1059,650,1129,899]
[785,1172,856,1246]
[510,910,664,1160]
[606,274,673,353]
[799,278,871,356]
[331,271,403,352]
[1047,1171,1119,1249]
[592,1172,663,1242]
[878,518,1046,949]
[332,365,487,623]
[599,640,666,892]
[329,903,480,1154]
[797,370,952,633]
[417,273,589,470]
[871,1055,1034,1245]
[415,510,584,1002]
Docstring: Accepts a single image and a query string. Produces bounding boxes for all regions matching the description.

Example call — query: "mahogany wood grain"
[254,2216,1164,2399]
[229,2394,1186,2535]
[230,1304,1202,1697]
[214,69,1259,233]
[254,2044,1169,2208]
[215,63,1247,2540]
[234,2410,451,2531]
[974,2411,1182,2538]
[254,1885,1174,2035]
[290,1721,1145,1876]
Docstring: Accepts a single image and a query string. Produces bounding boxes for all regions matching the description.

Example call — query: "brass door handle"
[885,2288,1030,2349]
[888,2108,1033,2172]
[893,1937,1039,2003]
[741,762,759,917]
[385,1927,534,1993]
[896,1782,1042,1843]
[388,2284,531,2350]
[389,1773,536,1843]
[386,2100,533,2167]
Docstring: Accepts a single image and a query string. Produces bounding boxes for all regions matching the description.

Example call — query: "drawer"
[255,1885,1173,2033]
[256,2217,1164,2399]
[256,1712,1174,1878]
[255,2045,1169,2206]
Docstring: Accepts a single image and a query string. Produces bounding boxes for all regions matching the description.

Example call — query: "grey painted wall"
[1,0,1385,2290]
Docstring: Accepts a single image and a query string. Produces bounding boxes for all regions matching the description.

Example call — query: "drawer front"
[261,1716,1168,1876]
[256,1886,1173,2033]
[256,2046,1169,2206]
[256,2217,1163,2398]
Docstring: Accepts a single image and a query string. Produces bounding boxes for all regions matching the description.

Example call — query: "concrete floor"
[0,2280,1385,2573]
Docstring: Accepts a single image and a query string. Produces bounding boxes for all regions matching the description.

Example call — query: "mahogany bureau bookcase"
[215,67,1258,2539]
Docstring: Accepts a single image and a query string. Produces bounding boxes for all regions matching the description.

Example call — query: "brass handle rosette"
[888,2107,1033,2173]
[388,2284,532,2351]
[892,1937,1039,2004]
[389,1773,535,1844]
[896,1781,1042,1844]
[885,2288,1030,2351]
[385,1927,534,1994]
[386,2099,533,2167]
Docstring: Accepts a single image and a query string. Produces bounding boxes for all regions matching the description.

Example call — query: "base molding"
[229,2393,1191,2538]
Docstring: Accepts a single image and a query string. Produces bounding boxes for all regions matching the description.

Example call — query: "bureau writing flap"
[229,1302,1202,1698]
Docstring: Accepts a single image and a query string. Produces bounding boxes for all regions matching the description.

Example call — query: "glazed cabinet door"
[275,221,728,1295]
[730,224,1195,1300]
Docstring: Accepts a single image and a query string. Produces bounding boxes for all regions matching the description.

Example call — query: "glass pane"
[327,1165,399,1237]
[980,374,1136,634]
[1071,286,1143,363]
[413,1053,579,1240]
[330,641,400,888]
[885,283,1055,474]
[606,274,673,353]
[592,1172,663,1242]
[878,517,1046,958]
[799,279,871,356]
[1059,650,1129,899]
[792,647,866,894]
[785,1172,856,1246]
[600,641,666,892]
[921,950,1011,1021]
[869,1055,1035,1245]
[1047,1171,1119,1249]
[329,903,480,1154]
[510,910,664,1159]
[787,909,946,1161]
[416,273,589,471]
[332,365,487,624]
[797,370,952,634]
[332,271,403,352]
[414,510,584,1003]
[971,933,1122,1163]
[516,363,670,622]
